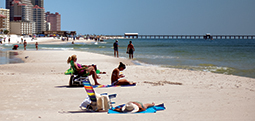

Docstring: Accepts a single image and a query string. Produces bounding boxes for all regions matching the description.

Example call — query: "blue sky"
[1,0,255,35]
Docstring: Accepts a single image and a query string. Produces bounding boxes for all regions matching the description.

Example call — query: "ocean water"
[1,38,255,78]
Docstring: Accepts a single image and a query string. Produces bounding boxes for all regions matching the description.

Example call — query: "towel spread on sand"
[108,103,165,114]
[92,84,136,88]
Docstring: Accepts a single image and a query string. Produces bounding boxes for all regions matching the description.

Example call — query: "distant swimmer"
[23,40,27,50]
[35,42,38,50]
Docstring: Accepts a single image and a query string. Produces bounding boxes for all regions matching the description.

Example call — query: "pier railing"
[103,35,255,39]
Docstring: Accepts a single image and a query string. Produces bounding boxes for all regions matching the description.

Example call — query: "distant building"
[10,21,33,35]
[33,5,45,33]
[45,12,61,31]
[5,0,13,9]
[31,0,44,8]
[0,8,10,31]
[0,14,7,31]
[124,33,139,38]
[10,0,34,22]
[46,21,51,31]
[20,0,34,21]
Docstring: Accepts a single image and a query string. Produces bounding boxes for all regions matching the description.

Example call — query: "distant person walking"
[23,40,27,50]
[113,40,119,57]
[127,41,135,59]
[35,42,38,50]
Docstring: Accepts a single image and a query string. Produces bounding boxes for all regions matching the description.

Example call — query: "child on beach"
[111,62,136,85]
[67,55,101,85]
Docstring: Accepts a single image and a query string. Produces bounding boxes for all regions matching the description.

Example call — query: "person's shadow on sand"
[59,110,106,114]
[54,85,83,88]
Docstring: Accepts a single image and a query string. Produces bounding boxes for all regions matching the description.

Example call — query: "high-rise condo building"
[0,8,10,31]
[33,5,45,33]
[5,0,13,9]
[10,0,33,22]
[31,0,44,8]
[45,12,61,31]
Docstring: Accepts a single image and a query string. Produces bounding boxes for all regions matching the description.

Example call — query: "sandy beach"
[0,48,255,120]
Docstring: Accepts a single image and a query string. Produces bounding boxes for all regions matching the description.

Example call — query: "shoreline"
[1,48,255,79]
[0,50,255,120]
[1,37,254,79]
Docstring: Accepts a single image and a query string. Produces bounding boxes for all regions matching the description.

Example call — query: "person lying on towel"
[111,62,136,86]
[114,101,155,113]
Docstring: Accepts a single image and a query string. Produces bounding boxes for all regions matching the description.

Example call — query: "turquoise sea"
[1,38,255,78]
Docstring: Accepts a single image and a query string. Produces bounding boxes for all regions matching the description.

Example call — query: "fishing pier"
[104,33,255,40]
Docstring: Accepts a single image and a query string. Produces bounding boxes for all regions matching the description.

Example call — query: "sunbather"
[114,101,155,113]
[67,55,101,85]
[111,62,136,85]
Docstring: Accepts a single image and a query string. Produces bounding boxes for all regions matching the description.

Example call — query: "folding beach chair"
[68,60,89,86]
[82,79,117,111]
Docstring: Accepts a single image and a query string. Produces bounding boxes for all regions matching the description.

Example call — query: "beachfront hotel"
[33,5,45,33]
[10,20,34,35]
[5,0,59,34]
[10,0,34,22]
[45,12,61,31]
[0,8,10,32]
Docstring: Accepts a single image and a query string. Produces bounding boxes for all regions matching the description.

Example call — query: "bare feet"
[95,83,101,85]
[152,102,155,106]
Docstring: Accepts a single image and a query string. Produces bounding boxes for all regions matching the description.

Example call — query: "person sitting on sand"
[67,55,101,85]
[114,101,155,113]
[111,62,136,85]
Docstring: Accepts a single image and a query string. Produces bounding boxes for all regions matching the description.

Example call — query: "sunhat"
[121,102,139,113]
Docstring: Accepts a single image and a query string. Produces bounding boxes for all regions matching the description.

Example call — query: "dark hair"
[92,64,97,70]
[118,62,126,69]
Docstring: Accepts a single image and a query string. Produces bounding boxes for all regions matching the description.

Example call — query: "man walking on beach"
[113,40,119,57]
[127,41,135,59]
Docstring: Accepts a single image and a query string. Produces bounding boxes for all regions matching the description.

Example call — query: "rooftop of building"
[46,12,60,15]
[33,5,44,9]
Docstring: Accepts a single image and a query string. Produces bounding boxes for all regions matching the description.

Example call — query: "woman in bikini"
[111,62,136,85]
[67,55,101,85]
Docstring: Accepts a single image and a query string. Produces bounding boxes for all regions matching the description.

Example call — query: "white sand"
[0,50,255,121]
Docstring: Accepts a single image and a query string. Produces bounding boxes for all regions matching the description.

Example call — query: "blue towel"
[108,103,166,114]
